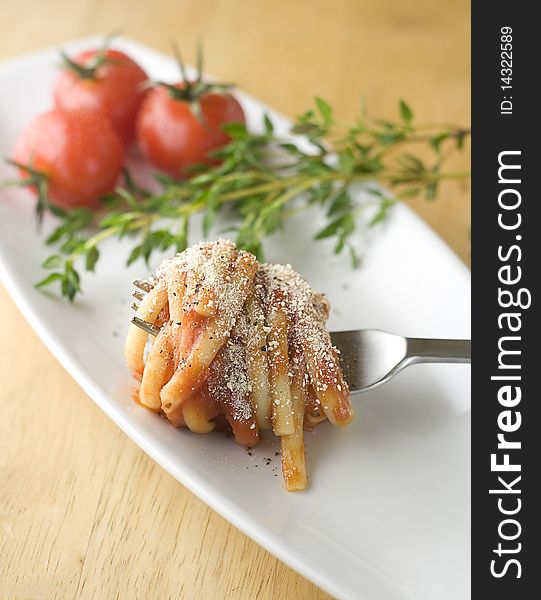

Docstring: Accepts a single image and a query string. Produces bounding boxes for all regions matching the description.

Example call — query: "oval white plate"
[0,38,470,600]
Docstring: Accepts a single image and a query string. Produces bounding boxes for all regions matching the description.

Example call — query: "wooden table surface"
[0,1,470,598]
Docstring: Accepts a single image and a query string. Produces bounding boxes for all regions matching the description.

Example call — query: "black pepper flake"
[274,451,279,456]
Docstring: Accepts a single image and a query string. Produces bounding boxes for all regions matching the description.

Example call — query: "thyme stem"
[31,96,470,301]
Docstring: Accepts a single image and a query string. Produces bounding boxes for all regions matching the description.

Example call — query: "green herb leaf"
[35,272,63,289]
[315,97,333,125]
[222,122,247,138]
[42,254,63,269]
[263,113,274,135]
[369,199,395,227]
[399,99,413,123]
[85,246,100,272]
[127,244,142,266]
[348,244,360,268]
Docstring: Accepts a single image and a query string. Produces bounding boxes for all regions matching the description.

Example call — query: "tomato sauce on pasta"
[125,239,353,491]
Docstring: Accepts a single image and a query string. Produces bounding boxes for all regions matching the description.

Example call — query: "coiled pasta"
[125,239,353,490]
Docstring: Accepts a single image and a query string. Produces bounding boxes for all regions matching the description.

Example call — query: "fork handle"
[405,338,471,364]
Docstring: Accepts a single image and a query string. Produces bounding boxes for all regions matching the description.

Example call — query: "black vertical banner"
[472,2,538,597]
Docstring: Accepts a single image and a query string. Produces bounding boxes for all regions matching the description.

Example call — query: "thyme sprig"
[32,97,469,301]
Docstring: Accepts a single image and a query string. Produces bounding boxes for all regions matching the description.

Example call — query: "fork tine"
[132,290,144,301]
[130,301,140,312]
[133,279,153,292]
[131,316,160,336]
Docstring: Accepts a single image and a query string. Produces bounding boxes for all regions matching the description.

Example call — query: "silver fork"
[130,280,471,394]
[330,330,470,394]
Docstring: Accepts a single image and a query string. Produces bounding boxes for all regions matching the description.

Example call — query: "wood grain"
[0,1,470,598]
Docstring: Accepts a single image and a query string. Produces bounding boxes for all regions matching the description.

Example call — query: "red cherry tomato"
[53,49,148,145]
[13,110,124,209]
[136,84,245,176]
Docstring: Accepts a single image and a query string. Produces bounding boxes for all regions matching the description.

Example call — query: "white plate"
[0,38,471,600]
